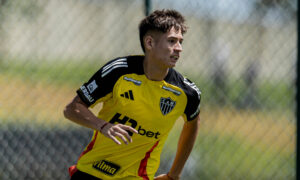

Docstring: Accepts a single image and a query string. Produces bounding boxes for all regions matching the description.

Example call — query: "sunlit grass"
[162,113,295,179]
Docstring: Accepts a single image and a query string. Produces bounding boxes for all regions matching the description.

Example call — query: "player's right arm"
[64,57,138,144]
[63,95,137,145]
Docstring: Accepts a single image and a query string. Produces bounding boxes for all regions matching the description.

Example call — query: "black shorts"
[70,170,102,180]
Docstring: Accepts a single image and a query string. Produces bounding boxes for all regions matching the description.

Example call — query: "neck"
[143,55,169,81]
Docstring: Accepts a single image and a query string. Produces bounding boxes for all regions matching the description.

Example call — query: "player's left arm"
[155,114,200,180]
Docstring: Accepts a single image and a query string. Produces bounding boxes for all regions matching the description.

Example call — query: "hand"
[100,123,138,145]
[154,174,169,180]
[154,173,179,180]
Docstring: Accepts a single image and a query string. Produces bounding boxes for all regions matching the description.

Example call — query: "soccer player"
[64,9,201,180]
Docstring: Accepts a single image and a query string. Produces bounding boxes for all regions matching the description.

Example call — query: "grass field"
[160,105,295,179]
[0,61,295,179]
[1,59,294,110]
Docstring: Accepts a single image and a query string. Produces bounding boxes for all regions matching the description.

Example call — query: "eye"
[168,39,176,44]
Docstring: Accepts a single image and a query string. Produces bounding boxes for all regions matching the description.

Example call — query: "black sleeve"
[183,78,201,121]
[76,57,129,106]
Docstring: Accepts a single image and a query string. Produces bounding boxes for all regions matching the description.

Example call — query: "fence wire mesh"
[0,0,297,179]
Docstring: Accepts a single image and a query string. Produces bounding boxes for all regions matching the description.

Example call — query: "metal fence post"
[297,2,299,179]
[145,0,152,16]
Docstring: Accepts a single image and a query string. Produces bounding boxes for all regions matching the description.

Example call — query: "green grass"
[161,128,295,180]
[184,71,294,111]
[0,58,104,86]
[200,133,294,179]
[1,59,294,110]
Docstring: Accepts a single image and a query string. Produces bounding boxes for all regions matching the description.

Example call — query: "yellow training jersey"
[72,55,201,180]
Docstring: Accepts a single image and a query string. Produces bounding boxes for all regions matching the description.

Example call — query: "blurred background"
[0,0,296,179]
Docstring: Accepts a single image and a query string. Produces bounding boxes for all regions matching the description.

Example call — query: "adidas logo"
[120,90,134,100]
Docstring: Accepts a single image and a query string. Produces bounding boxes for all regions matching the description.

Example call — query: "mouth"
[170,55,179,61]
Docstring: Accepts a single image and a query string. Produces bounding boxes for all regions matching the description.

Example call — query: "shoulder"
[166,68,201,100]
[100,55,144,78]
[76,55,144,106]
[183,77,202,101]
[165,69,201,121]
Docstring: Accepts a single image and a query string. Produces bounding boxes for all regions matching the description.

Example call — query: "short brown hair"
[139,9,187,52]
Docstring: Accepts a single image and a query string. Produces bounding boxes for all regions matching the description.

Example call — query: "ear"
[144,35,154,51]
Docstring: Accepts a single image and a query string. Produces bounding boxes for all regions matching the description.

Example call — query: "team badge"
[160,97,176,115]
[87,80,98,93]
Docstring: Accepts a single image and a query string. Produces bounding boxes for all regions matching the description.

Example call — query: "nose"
[174,42,182,52]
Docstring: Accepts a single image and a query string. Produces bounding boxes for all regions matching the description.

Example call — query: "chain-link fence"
[0,0,297,179]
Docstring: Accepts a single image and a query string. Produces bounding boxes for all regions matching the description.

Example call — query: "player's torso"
[99,73,187,140]
[75,56,201,179]
[78,74,188,179]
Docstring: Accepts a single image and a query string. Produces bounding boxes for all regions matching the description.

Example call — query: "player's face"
[152,27,183,68]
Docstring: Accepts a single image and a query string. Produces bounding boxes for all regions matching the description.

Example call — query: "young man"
[64,9,201,180]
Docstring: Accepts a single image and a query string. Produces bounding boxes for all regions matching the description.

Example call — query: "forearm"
[63,96,106,131]
[64,96,138,145]
[169,116,200,179]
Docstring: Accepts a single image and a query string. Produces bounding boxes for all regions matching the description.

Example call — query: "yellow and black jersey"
[72,55,201,180]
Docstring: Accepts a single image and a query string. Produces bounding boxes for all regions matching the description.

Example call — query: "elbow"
[63,96,86,122]
[63,96,86,120]
[63,106,68,119]
[63,103,73,120]
[63,106,69,119]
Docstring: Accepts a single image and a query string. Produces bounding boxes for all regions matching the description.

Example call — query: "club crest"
[160,97,176,115]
